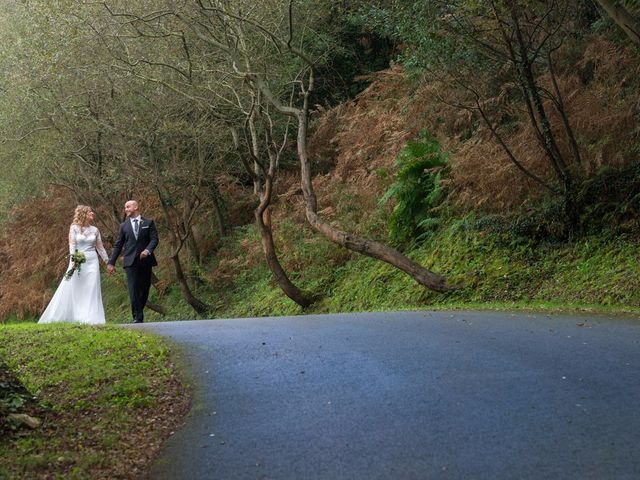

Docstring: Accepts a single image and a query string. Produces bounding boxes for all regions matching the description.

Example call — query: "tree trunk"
[295,107,453,293]
[170,253,209,314]
[208,180,227,238]
[212,192,227,238]
[216,12,455,292]
[547,51,582,168]
[185,224,200,263]
[506,3,581,235]
[157,187,211,315]
[505,2,569,181]
[596,0,640,45]
[146,301,166,315]
[146,272,167,315]
[255,204,315,307]
[236,115,315,308]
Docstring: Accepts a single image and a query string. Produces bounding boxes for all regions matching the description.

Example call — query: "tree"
[180,0,455,292]
[2,0,236,316]
[0,2,79,214]
[98,0,316,306]
[595,0,640,45]
[356,0,587,235]
[0,1,143,227]
[136,108,218,315]
[100,0,455,294]
[230,94,316,308]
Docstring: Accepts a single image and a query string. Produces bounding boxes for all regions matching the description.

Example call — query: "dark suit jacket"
[109,216,159,268]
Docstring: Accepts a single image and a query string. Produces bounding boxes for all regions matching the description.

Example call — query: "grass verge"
[205,219,640,319]
[0,324,190,479]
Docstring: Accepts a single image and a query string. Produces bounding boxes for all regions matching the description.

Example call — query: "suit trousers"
[125,262,153,322]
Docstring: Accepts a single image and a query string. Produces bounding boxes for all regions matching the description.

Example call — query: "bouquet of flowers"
[64,250,87,280]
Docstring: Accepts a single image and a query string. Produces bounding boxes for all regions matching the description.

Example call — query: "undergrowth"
[0,324,190,479]
[7,168,640,324]
[3,37,640,323]
[379,130,449,245]
[206,215,640,319]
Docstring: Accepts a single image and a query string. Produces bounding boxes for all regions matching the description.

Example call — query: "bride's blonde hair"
[72,205,92,226]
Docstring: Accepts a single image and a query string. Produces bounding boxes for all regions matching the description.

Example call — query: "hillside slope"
[1,36,640,322]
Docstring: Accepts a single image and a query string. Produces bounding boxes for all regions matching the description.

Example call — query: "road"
[137,310,640,479]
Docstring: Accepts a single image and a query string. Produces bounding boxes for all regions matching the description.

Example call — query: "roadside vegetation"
[199,216,640,319]
[1,1,640,478]
[1,1,639,323]
[0,324,189,479]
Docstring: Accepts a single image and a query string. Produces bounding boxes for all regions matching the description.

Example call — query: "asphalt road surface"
[137,310,640,479]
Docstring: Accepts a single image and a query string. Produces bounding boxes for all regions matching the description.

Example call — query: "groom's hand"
[140,249,150,259]
[107,264,115,275]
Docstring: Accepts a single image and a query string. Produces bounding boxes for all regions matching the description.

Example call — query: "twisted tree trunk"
[233,119,316,308]
[187,3,456,292]
[157,187,211,315]
[596,0,640,45]
[255,201,315,307]
[243,75,455,292]
[295,110,452,293]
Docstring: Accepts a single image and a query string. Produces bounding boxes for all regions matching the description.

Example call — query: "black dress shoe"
[132,319,143,324]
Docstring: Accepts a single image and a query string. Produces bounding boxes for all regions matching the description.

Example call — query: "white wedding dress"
[38,224,109,325]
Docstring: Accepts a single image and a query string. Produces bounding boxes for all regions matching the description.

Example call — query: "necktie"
[133,219,139,238]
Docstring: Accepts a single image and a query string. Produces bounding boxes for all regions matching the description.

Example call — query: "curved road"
[137,310,640,479]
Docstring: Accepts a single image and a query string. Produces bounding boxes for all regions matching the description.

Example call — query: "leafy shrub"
[0,359,37,433]
[471,159,640,242]
[577,162,640,233]
[472,198,567,243]
[379,131,449,244]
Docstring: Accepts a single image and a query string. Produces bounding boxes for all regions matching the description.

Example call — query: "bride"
[38,205,110,325]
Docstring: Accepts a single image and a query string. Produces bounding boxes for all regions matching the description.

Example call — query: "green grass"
[73,212,640,323]
[203,218,640,319]
[4,215,640,479]
[0,324,190,479]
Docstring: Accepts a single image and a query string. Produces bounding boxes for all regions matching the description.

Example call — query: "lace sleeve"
[95,228,109,263]
[68,225,77,254]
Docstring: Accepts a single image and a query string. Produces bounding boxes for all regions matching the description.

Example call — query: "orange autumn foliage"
[1,37,639,321]
[0,189,77,320]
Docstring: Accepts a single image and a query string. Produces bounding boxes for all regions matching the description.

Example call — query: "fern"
[380,131,449,244]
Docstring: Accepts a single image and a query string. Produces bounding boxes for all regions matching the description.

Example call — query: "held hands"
[106,251,150,274]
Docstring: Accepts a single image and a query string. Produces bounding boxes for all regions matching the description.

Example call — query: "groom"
[107,200,159,323]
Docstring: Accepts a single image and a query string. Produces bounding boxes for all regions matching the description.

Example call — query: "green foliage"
[2,0,640,326]
[380,131,449,244]
[211,220,352,319]
[350,1,491,73]
[325,218,640,312]
[202,208,640,319]
[472,199,568,242]
[301,2,395,103]
[0,324,186,478]
[106,377,153,408]
[0,361,36,432]
[0,325,170,409]
[471,162,640,242]
[577,162,640,234]
[0,1,63,220]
